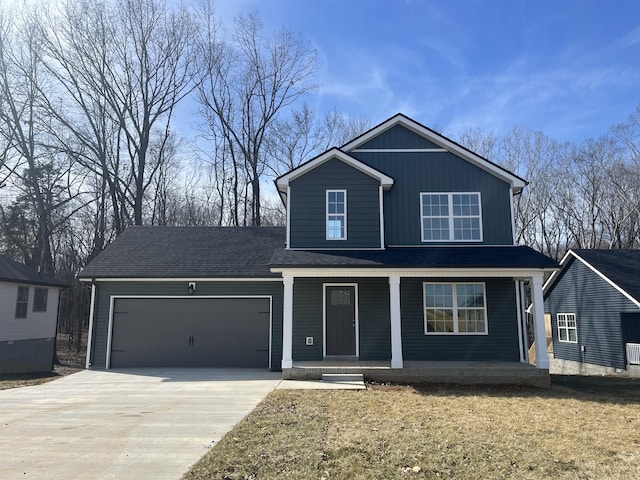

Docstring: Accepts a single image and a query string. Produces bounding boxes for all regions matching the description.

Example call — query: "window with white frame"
[557,313,577,343]
[33,288,48,312]
[326,190,346,240]
[421,192,482,242]
[423,282,487,334]
[15,286,29,318]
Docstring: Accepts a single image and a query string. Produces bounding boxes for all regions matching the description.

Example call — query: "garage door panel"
[110,298,270,368]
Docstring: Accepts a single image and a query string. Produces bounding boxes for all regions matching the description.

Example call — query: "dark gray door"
[110,298,270,368]
[325,286,356,355]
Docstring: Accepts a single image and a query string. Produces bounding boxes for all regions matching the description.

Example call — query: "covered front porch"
[284,358,550,388]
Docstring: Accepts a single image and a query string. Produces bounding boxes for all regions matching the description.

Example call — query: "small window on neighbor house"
[421,192,482,242]
[557,313,577,343]
[33,288,48,312]
[15,286,29,318]
[326,190,346,240]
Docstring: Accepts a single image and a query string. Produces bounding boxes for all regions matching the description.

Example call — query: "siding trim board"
[104,294,273,370]
[80,277,283,282]
[351,148,447,153]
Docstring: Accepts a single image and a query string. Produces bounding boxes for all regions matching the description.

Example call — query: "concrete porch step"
[322,373,364,383]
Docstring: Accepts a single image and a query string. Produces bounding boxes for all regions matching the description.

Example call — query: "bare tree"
[196,6,317,225]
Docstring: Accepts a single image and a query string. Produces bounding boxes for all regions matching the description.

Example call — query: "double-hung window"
[15,286,29,319]
[326,190,346,240]
[421,192,482,241]
[557,313,577,343]
[33,288,48,312]
[423,282,487,334]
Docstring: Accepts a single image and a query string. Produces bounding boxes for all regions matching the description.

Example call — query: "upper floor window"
[557,313,577,343]
[421,192,482,242]
[327,190,346,240]
[33,288,48,312]
[15,286,29,318]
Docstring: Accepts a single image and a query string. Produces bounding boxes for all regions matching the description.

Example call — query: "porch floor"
[283,360,550,388]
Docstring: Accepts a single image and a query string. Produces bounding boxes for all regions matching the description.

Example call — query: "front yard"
[184,377,640,480]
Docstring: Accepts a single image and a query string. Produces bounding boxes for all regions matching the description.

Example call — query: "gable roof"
[544,249,640,308]
[78,226,286,280]
[342,113,527,192]
[0,256,68,287]
[275,148,394,198]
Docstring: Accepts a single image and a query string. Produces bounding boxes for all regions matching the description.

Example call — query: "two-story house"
[79,114,557,385]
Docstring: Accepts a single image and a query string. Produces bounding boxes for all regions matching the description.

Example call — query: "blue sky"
[211,0,640,144]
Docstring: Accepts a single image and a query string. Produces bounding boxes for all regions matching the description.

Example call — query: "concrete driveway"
[0,369,282,480]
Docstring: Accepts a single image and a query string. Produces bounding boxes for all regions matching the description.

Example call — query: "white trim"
[326,189,347,241]
[276,148,394,192]
[531,275,550,369]
[350,148,447,153]
[342,114,526,191]
[282,275,294,369]
[79,277,283,282]
[286,185,291,248]
[85,284,96,369]
[270,267,553,278]
[105,295,274,370]
[422,282,488,335]
[323,283,359,357]
[509,188,517,245]
[556,312,578,343]
[379,185,385,249]
[544,250,640,309]
[420,192,483,243]
[389,275,403,368]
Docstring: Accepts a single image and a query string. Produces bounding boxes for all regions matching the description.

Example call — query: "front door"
[325,285,357,356]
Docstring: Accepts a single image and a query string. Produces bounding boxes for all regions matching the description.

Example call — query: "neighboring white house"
[0,256,68,374]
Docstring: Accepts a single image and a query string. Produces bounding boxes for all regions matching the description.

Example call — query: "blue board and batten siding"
[351,151,513,246]
[292,277,391,361]
[401,278,520,361]
[545,259,639,370]
[349,126,514,246]
[89,281,284,370]
[290,277,519,362]
[289,158,381,249]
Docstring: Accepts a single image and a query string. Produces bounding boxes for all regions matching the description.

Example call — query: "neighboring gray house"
[0,256,68,374]
[80,113,557,385]
[544,249,640,376]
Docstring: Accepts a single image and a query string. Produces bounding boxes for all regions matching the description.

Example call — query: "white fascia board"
[555,250,640,309]
[276,148,394,192]
[342,114,527,191]
[270,267,552,278]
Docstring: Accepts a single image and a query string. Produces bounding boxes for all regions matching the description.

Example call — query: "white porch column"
[281,275,294,369]
[530,275,549,369]
[389,275,403,369]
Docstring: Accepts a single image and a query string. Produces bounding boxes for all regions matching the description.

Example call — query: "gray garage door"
[110,298,270,368]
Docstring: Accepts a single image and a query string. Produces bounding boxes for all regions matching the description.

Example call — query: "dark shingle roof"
[270,246,558,270]
[0,256,68,287]
[79,226,286,279]
[570,249,640,303]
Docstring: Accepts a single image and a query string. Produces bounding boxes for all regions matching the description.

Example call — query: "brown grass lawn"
[184,377,640,480]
